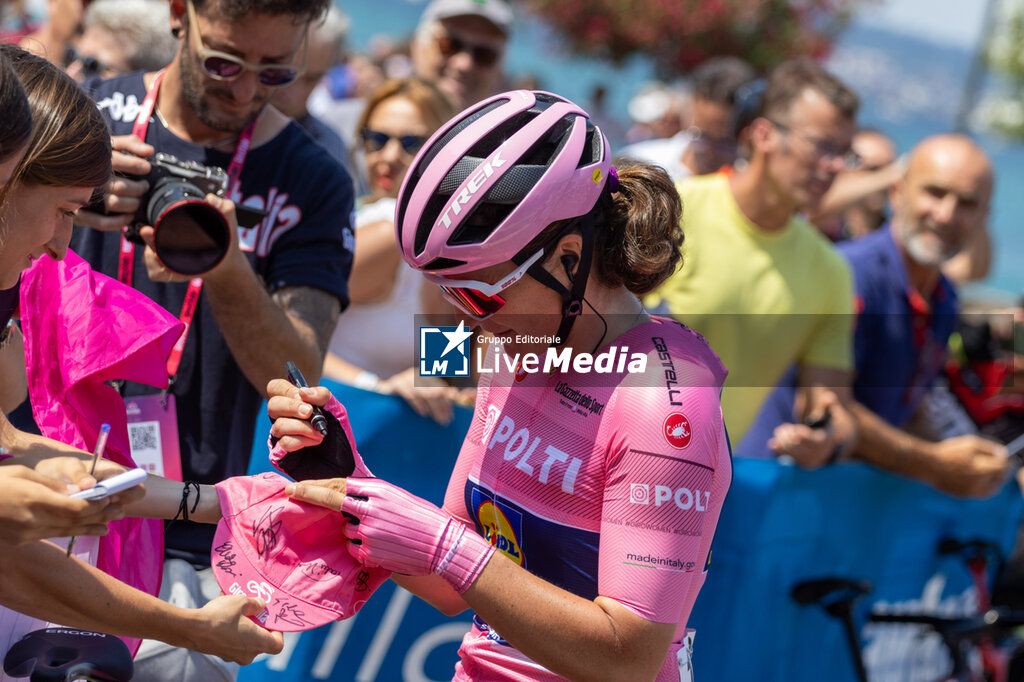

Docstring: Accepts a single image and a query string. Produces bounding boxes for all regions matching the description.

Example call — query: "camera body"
[124,150,229,231]
[122,152,229,245]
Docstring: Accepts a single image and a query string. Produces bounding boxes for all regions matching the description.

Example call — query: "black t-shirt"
[73,73,355,561]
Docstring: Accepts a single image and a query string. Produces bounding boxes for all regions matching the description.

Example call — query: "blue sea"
[339,0,1024,300]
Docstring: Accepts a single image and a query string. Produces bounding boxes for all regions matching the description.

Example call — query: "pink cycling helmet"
[395,89,612,276]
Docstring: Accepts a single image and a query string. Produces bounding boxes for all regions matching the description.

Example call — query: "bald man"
[769,134,1009,497]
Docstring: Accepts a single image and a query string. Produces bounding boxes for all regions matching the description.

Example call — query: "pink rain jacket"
[19,250,183,654]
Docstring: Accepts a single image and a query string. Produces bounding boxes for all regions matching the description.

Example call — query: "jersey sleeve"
[597,382,731,624]
[261,139,355,311]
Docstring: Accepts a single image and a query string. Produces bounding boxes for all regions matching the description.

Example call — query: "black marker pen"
[285,361,329,437]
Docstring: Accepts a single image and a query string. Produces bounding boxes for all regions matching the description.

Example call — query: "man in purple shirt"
[767,134,1009,497]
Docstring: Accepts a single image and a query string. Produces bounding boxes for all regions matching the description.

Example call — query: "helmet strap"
[522,213,596,347]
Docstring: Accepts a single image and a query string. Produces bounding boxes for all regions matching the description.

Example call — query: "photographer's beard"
[180,48,268,138]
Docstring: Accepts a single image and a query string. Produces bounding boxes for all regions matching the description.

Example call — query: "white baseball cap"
[418,0,513,36]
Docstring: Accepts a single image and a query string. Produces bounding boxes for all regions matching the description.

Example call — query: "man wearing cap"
[411,0,512,111]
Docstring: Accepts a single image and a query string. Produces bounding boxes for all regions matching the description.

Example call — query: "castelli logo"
[664,413,691,449]
[514,361,529,382]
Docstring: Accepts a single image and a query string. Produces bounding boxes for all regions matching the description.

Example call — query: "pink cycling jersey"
[442,317,732,681]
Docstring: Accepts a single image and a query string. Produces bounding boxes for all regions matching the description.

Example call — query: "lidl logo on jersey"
[472,488,526,567]
[419,321,472,377]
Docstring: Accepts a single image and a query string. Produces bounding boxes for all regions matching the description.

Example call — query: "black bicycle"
[3,628,133,682]
[792,536,1024,682]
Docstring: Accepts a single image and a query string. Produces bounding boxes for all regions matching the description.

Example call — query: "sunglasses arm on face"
[424,249,547,320]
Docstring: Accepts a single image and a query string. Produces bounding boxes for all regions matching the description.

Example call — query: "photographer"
[70,0,353,677]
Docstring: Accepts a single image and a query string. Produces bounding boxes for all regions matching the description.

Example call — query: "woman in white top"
[325,77,469,424]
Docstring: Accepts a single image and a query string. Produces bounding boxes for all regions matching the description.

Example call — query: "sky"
[855,0,989,50]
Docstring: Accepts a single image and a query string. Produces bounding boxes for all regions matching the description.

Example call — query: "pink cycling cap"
[211,472,390,632]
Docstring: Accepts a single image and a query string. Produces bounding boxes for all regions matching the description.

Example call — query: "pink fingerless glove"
[342,478,495,593]
[269,394,374,481]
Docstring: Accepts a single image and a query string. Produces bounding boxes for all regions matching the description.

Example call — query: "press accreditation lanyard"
[117,68,256,378]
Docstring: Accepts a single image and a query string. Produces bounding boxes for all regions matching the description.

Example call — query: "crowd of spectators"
[0,0,1020,679]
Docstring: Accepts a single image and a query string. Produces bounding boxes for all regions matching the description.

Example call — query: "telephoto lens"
[144,176,231,275]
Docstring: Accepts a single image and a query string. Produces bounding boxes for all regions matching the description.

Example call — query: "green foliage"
[982,1,1024,139]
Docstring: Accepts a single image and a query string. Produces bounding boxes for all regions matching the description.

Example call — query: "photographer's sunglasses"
[435,34,502,67]
[360,128,428,155]
[423,249,546,320]
[186,0,306,87]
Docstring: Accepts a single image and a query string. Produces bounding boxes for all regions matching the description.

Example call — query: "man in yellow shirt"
[650,60,1010,497]
[648,58,858,457]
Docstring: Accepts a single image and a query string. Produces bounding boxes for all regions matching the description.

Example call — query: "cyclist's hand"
[926,435,1009,498]
[266,378,332,452]
[192,595,284,664]
[0,465,124,544]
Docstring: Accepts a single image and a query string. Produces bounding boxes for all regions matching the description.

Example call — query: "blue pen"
[67,423,111,558]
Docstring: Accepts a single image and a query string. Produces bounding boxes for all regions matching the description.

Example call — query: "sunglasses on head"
[435,34,502,68]
[186,0,306,87]
[424,249,546,320]
[360,128,428,155]
[63,46,110,79]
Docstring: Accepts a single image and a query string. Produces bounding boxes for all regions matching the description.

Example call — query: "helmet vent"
[422,257,466,271]
[448,202,514,246]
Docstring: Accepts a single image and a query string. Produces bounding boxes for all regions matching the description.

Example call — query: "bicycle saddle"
[792,577,873,606]
[3,628,133,681]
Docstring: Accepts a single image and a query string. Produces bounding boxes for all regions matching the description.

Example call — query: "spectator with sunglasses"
[619,57,756,180]
[269,89,730,682]
[0,44,282,668]
[809,127,904,242]
[411,0,511,111]
[323,77,469,424]
[67,0,354,678]
[63,0,179,83]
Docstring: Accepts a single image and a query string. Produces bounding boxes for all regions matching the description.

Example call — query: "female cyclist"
[269,90,732,682]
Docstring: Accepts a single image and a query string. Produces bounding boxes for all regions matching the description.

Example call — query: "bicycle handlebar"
[869,607,1024,642]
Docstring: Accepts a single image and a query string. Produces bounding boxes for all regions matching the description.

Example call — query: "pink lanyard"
[117,69,256,378]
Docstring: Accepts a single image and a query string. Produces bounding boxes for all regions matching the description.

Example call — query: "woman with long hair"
[0,44,283,666]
